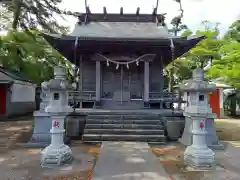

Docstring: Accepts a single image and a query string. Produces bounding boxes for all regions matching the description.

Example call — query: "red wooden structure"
[208,88,220,118]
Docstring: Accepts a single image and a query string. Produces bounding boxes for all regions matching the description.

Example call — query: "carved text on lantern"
[53,121,60,128]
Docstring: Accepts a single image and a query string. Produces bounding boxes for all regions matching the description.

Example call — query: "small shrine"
[42,7,204,110]
[37,5,206,144]
[180,68,216,169]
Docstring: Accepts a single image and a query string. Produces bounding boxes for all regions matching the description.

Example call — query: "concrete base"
[184,146,215,169]
[179,116,192,145]
[41,144,73,167]
[206,118,224,150]
[25,111,69,148]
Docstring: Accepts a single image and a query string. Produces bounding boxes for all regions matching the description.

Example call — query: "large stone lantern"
[41,66,73,167]
[180,68,216,169]
[25,81,52,147]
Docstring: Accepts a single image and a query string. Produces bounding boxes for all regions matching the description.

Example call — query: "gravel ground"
[1,116,240,180]
[0,115,100,180]
[151,118,240,180]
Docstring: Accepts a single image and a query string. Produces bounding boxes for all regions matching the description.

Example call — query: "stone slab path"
[92,142,171,180]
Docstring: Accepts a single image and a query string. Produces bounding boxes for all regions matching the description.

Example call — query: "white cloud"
[58,0,240,34]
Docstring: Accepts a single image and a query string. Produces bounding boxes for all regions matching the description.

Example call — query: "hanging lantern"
[126,63,129,69]
[106,60,109,67]
[116,63,119,70]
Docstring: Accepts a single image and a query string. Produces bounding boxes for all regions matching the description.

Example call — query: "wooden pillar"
[160,57,164,109]
[144,61,149,107]
[79,56,83,108]
[96,61,101,102]
[159,56,164,93]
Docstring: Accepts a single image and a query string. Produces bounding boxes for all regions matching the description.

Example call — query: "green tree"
[207,20,240,87]
[164,0,188,91]
[0,0,75,83]
[184,21,223,69]
[0,0,75,32]
[0,30,73,84]
[165,22,222,87]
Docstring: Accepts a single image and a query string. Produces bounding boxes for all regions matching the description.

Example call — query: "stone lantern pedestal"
[180,68,216,169]
[184,114,215,168]
[180,117,224,150]
[40,66,73,167]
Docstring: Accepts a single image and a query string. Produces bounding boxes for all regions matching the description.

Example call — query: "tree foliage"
[0,0,76,84]
[0,30,73,84]
[0,0,76,33]
[183,21,223,69]
[167,20,240,89]
[207,20,240,87]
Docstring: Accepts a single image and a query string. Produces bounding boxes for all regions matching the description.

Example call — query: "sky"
[58,0,240,35]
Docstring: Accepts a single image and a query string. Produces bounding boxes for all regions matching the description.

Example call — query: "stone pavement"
[92,142,171,180]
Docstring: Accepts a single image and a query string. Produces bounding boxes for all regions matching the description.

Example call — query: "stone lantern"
[40,81,50,111]
[180,68,216,169]
[41,66,73,167]
[25,81,52,147]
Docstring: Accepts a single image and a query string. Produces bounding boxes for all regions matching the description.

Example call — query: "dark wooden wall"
[79,56,164,98]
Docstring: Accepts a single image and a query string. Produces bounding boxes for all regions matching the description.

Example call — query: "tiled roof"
[0,67,33,83]
[70,22,173,39]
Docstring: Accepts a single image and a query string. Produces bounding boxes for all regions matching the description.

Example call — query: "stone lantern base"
[184,145,215,169]
[41,144,73,167]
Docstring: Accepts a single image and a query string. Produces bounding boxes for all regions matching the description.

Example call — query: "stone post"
[41,66,73,167]
[180,68,215,169]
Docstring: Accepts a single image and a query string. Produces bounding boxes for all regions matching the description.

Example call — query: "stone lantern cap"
[45,66,73,91]
[180,68,216,92]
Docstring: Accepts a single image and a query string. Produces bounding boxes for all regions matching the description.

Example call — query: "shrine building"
[42,7,205,143]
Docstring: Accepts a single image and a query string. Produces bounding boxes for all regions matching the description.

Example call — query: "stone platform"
[69,108,185,144]
[92,142,171,180]
[75,108,183,116]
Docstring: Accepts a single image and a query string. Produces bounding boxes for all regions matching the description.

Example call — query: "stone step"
[83,134,166,142]
[84,129,164,135]
[83,141,166,145]
[87,115,161,120]
[86,119,163,125]
[85,124,164,130]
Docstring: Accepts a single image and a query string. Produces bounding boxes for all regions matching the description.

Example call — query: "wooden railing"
[149,92,179,102]
[68,91,96,103]
[68,90,186,109]
[69,91,183,102]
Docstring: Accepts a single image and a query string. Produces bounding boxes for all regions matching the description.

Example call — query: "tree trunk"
[230,95,237,117]
[168,69,173,92]
[200,61,204,69]
[12,0,21,29]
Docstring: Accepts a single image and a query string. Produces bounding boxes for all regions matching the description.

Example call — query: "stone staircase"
[83,114,166,144]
